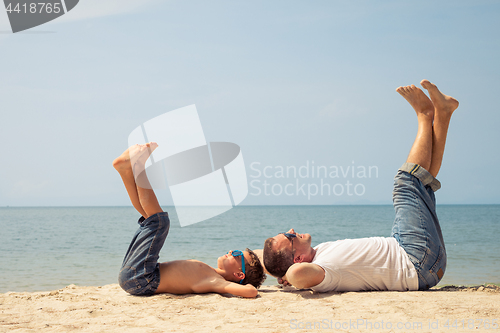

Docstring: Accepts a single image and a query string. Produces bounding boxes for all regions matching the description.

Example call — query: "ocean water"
[0,205,498,293]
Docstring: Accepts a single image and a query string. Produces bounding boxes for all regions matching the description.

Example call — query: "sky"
[1,0,499,207]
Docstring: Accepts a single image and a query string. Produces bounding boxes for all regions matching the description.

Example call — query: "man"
[113,142,265,297]
[263,80,459,292]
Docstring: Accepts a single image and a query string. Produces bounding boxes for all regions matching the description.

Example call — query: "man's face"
[272,229,312,256]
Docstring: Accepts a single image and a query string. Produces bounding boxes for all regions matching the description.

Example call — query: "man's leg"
[392,81,459,290]
[421,80,459,177]
[396,84,434,171]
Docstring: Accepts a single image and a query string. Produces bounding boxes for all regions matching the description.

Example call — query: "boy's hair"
[242,248,266,288]
[263,237,294,278]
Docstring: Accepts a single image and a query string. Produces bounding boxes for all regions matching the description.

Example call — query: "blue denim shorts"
[391,163,447,290]
[118,212,170,296]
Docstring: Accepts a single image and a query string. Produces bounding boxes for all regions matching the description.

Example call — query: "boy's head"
[218,248,266,288]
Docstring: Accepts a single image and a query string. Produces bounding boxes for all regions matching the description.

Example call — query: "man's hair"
[263,237,294,278]
[242,248,266,288]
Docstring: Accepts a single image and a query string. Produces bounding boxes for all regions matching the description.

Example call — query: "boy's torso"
[156,260,225,294]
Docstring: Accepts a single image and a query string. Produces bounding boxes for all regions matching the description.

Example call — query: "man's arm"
[282,263,325,289]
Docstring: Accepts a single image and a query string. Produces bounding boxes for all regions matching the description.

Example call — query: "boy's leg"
[113,142,170,296]
[133,143,163,218]
[113,143,163,218]
[113,144,148,217]
[421,80,459,177]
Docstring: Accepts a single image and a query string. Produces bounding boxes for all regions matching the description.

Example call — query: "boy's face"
[217,250,251,282]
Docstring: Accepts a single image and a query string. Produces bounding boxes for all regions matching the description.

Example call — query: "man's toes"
[420,79,435,90]
[398,85,410,92]
[409,85,420,92]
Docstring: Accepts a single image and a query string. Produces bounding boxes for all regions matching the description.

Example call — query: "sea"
[0,205,498,293]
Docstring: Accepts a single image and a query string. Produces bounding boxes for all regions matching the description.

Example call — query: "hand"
[278,276,292,287]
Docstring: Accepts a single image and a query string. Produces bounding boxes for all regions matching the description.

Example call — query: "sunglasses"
[228,250,246,284]
[280,232,297,262]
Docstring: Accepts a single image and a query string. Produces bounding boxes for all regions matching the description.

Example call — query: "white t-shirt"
[311,237,419,292]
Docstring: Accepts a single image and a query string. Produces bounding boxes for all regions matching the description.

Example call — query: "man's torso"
[310,237,419,292]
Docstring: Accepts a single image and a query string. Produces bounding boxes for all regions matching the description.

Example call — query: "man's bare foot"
[396,84,434,120]
[420,80,459,116]
[112,142,158,174]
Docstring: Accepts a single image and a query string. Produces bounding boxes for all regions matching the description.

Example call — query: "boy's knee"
[118,266,140,295]
[118,266,158,296]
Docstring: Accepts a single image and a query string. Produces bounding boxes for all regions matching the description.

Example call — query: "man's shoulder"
[314,237,390,251]
[312,237,382,262]
[314,240,337,250]
[313,240,343,254]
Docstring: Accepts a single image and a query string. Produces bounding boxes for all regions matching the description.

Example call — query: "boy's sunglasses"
[228,250,246,284]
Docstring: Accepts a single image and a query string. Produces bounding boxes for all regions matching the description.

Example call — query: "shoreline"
[2,281,500,295]
[1,284,499,332]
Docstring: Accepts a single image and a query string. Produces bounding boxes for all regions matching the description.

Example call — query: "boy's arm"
[214,280,258,298]
[193,278,258,298]
[213,280,259,298]
[281,263,325,289]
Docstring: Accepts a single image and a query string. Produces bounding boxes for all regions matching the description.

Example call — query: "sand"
[1,284,499,332]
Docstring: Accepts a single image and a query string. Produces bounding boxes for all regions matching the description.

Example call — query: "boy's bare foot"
[112,142,158,174]
[112,146,134,173]
[420,79,459,116]
[132,142,158,168]
[396,84,434,120]
[131,143,158,190]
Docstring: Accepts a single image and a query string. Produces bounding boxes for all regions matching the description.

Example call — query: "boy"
[113,142,265,298]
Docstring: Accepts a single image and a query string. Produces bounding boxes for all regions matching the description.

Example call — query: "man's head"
[263,229,314,278]
[217,248,266,288]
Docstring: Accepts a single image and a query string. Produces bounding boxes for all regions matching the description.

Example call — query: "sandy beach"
[1,284,499,333]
